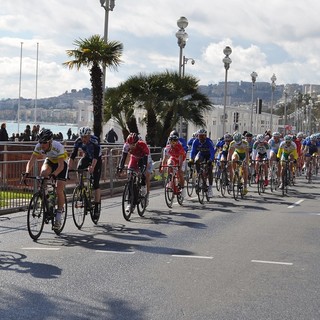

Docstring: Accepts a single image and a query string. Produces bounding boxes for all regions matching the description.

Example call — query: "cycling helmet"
[284,135,292,142]
[233,132,242,143]
[37,128,53,143]
[297,132,304,139]
[256,134,265,143]
[197,128,207,135]
[126,132,139,144]
[169,134,179,142]
[272,131,281,138]
[245,132,253,138]
[170,130,179,137]
[224,133,233,141]
[79,126,92,137]
[310,134,317,141]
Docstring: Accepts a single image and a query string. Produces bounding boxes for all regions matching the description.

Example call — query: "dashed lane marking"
[251,259,293,266]
[288,199,305,208]
[172,255,213,260]
[95,250,135,254]
[22,247,61,251]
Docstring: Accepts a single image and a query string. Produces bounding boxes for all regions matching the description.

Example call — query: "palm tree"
[63,34,123,139]
[103,71,212,146]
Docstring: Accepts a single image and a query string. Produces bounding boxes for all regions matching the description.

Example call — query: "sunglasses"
[40,141,49,145]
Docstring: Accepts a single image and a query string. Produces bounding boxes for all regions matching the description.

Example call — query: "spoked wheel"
[232,174,240,201]
[177,190,184,206]
[197,174,205,204]
[88,188,99,225]
[214,167,221,192]
[281,170,287,196]
[164,176,174,208]
[270,175,278,192]
[122,182,134,221]
[72,186,86,230]
[27,192,45,241]
[137,191,147,216]
[186,175,195,197]
[53,190,68,235]
[220,170,227,197]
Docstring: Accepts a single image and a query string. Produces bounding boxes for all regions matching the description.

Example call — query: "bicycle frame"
[196,161,210,204]
[162,165,183,208]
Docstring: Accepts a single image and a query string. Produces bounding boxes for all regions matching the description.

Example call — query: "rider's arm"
[25,153,38,175]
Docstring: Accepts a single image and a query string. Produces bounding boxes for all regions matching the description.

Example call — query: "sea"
[2,121,79,139]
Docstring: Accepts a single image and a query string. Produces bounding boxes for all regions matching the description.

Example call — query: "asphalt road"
[1,176,319,320]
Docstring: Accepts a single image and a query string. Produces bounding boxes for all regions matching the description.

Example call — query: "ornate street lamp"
[99,0,115,93]
[250,71,258,133]
[270,74,277,132]
[222,46,232,135]
[176,17,189,78]
[284,86,288,134]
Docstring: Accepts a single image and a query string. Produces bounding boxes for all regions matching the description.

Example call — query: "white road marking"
[95,250,135,254]
[251,259,293,266]
[172,255,213,259]
[22,247,61,251]
[288,199,304,208]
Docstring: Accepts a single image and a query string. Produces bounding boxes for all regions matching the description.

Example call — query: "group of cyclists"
[22,124,319,230]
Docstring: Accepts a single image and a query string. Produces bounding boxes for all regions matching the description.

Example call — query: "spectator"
[105,128,118,143]
[23,125,31,141]
[0,123,9,141]
[67,128,72,140]
[31,125,38,141]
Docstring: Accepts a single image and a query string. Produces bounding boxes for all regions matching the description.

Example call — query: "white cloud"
[1,0,320,98]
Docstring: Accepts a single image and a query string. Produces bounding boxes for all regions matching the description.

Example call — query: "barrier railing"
[0,142,163,214]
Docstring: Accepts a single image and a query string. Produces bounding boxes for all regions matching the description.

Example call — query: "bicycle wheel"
[27,192,45,241]
[53,190,68,235]
[88,186,99,225]
[137,187,147,217]
[214,166,221,191]
[281,168,287,196]
[220,170,228,197]
[186,170,195,197]
[164,175,174,208]
[122,182,134,221]
[232,173,240,201]
[72,186,86,230]
[197,174,205,204]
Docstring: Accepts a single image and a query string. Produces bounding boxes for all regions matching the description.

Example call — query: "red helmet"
[126,132,139,144]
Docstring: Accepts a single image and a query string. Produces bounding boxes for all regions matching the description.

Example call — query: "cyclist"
[268,131,282,181]
[160,133,187,198]
[187,132,197,150]
[227,132,249,195]
[118,132,151,212]
[302,133,319,178]
[169,130,189,153]
[188,128,215,198]
[68,126,102,220]
[295,132,305,173]
[216,133,233,168]
[252,134,270,186]
[23,128,68,230]
[277,135,298,188]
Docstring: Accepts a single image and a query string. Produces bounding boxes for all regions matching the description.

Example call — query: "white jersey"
[33,140,68,164]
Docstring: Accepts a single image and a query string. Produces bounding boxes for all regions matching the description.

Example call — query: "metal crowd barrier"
[0,142,163,215]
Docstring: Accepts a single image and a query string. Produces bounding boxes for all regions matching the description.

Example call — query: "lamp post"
[308,100,313,134]
[284,86,288,134]
[176,17,189,78]
[270,74,277,133]
[250,71,258,133]
[99,0,115,93]
[182,56,195,77]
[176,17,189,136]
[222,46,232,135]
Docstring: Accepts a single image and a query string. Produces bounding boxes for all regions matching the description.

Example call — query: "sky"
[1,0,320,100]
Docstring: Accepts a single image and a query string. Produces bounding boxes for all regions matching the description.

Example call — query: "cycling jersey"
[190,137,215,162]
[268,137,282,154]
[70,136,102,161]
[229,140,249,161]
[277,141,298,160]
[304,140,319,156]
[33,140,68,164]
[252,141,270,160]
[122,140,150,171]
[164,142,186,161]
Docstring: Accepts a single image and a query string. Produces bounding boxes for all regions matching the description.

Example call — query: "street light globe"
[222,56,232,65]
[177,16,188,29]
[271,73,277,83]
[251,71,258,82]
[223,46,232,56]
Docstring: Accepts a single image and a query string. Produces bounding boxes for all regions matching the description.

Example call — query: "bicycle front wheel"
[164,175,174,208]
[27,192,45,241]
[53,190,68,235]
[233,173,240,201]
[186,171,195,197]
[122,182,134,221]
[72,186,86,230]
[137,189,147,217]
[197,174,205,204]
[220,170,227,197]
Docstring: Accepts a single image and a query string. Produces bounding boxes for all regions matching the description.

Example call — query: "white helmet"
[79,126,92,137]
[256,134,265,143]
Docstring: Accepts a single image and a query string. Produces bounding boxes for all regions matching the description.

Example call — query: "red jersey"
[123,140,150,170]
[164,142,186,166]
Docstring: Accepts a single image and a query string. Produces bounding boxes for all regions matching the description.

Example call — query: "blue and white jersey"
[70,135,102,160]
